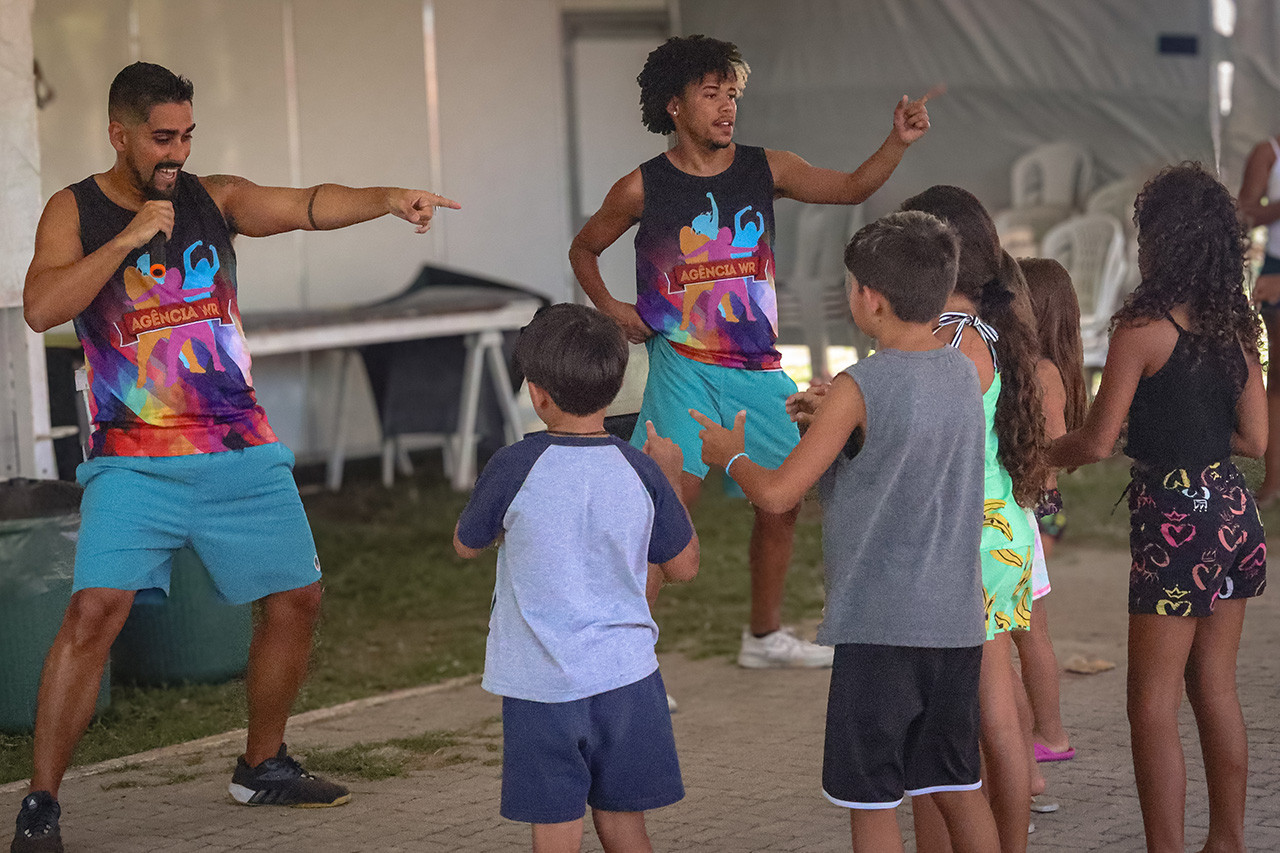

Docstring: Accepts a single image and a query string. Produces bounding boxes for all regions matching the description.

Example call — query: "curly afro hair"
[637,35,749,135]
[1115,162,1261,378]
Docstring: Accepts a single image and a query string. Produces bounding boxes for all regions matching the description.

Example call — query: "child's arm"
[638,421,699,584]
[785,381,830,434]
[452,446,520,559]
[692,372,866,513]
[1232,351,1267,458]
[1049,322,1152,468]
[1038,359,1068,486]
[1037,359,1068,442]
[452,522,489,560]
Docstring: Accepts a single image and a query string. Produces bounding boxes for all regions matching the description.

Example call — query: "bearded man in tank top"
[13,61,459,853]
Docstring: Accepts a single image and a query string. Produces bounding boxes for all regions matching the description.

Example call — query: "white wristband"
[725,451,749,475]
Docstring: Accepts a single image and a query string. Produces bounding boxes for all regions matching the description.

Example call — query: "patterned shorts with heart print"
[1128,461,1266,617]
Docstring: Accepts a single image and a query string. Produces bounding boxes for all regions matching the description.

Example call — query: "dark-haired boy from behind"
[454,302,698,853]
[694,211,999,852]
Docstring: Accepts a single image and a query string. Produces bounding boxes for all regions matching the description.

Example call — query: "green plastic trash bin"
[0,479,110,733]
[110,547,253,685]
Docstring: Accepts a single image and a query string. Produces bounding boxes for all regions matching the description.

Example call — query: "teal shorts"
[73,442,321,605]
[633,336,800,496]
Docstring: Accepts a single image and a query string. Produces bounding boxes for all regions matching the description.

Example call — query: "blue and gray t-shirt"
[456,432,693,703]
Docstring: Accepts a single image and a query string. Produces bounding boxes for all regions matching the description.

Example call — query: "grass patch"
[98,769,207,792]
[2,451,1275,784]
[297,745,410,782]
[298,726,483,781]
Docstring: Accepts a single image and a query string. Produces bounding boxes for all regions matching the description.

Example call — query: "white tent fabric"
[1,0,40,310]
[0,0,52,478]
[1223,0,1280,189]
[681,0,1215,219]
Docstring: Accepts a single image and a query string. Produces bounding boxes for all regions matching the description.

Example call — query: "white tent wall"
[680,0,1216,225]
[1,0,53,479]
[25,0,670,465]
[1224,0,1280,190]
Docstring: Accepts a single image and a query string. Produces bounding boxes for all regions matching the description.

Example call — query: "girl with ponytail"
[901,185,1048,853]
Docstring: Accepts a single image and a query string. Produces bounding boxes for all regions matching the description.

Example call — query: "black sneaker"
[11,791,63,853]
[228,744,350,808]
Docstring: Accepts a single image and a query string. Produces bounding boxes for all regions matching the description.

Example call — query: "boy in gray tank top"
[694,211,998,851]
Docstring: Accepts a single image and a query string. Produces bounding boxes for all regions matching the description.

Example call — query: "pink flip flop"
[1034,742,1076,762]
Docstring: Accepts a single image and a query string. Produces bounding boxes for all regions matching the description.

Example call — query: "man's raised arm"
[201,175,460,238]
[768,88,938,206]
[24,189,173,333]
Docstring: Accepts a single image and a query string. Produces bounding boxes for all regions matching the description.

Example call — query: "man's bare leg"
[29,588,136,797]
[748,504,799,635]
[738,502,831,668]
[243,582,323,765]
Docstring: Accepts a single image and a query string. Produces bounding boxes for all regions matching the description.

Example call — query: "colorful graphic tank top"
[635,146,780,370]
[70,172,276,458]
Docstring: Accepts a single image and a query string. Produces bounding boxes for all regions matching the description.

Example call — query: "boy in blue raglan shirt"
[454,302,698,852]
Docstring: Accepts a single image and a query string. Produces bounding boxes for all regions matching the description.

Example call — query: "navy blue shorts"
[823,643,983,809]
[500,668,683,824]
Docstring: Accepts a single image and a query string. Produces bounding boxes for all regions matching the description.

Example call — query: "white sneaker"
[737,627,834,669]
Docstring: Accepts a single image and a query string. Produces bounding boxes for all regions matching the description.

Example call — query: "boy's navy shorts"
[1128,461,1266,616]
[823,643,982,809]
[500,668,683,824]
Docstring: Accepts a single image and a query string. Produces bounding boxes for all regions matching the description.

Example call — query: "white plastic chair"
[995,142,1094,256]
[1085,176,1144,297]
[774,204,867,380]
[1041,213,1128,370]
[1011,142,1094,210]
[995,206,1066,258]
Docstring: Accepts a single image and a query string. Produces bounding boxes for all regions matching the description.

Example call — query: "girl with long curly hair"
[1051,162,1266,853]
[901,185,1047,853]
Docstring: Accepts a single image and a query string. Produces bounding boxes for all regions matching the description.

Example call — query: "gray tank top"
[816,347,988,648]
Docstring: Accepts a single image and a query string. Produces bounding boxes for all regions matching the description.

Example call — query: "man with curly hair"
[570,34,935,669]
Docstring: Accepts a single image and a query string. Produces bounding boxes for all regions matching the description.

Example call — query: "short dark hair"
[843,211,959,322]
[512,303,628,416]
[108,62,194,125]
[637,35,749,135]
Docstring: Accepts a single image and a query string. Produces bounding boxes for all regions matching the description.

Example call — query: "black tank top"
[633,145,779,369]
[68,172,274,457]
[1125,316,1244,469]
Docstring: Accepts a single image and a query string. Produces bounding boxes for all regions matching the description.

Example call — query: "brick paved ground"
[4,543,1278,851]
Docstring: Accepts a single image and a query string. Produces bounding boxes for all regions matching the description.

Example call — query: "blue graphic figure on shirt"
[691,192,720,240]
[182,241,219,302]
[731,206,763,259]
